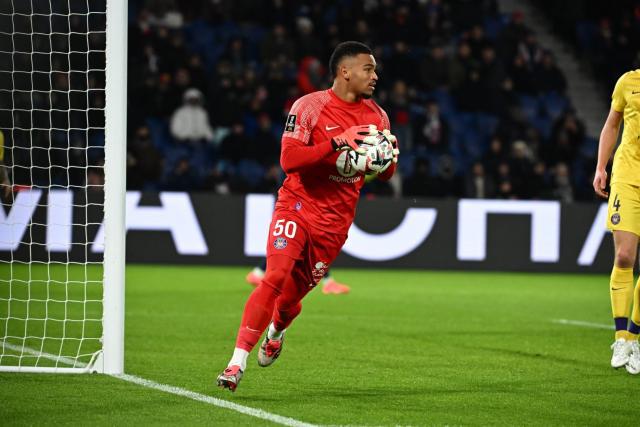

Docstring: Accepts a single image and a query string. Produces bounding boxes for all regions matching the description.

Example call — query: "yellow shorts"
[607,182,640,236]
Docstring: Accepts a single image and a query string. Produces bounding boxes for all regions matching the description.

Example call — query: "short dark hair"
[329,41,372,79]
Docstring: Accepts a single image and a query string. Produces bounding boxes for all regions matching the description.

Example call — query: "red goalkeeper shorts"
[265,208,347,288]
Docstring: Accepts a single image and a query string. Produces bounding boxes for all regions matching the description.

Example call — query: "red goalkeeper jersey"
[276,88,395,234]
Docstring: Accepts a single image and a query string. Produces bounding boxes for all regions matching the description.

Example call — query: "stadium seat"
[518,95,540,122]
[542,92,569,120]
[576,21,597,52]
[531,116,553,140]
[145,117,171,150]
[580,136,599,158]
[237,159,265,189]
[474,113,499,144]
[483,16,505,40]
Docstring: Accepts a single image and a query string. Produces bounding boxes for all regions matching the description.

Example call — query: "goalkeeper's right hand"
[330,125,377,154]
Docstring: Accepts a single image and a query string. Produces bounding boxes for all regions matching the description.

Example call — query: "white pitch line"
[114,373,318,427]
[1,341,87,367]
[0,342,317,427]
[552,319,615,330]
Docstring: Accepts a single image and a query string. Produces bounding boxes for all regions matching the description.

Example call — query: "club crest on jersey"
[273,237,288,249]
[311,261,328,283]
[285,114,296,132]
[611,213,621,225]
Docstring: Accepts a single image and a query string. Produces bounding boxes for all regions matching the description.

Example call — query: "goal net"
[0,0,126,373]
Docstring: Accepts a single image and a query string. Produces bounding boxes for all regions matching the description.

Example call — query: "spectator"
[478,46,507,112]
[464,162,496,198]
[165,157,200,190]
[449,41,476,90]
[386,80,414,150]
[170,88,214,143]
[551,162,573,202]
[509,54,537,95]
[220,122,252,164]
[534,51,567,94]
[419,44,452,90]
[467,24,491,61]
[529,161,552,199]
[260,24,295,62]
[295,17,323,60]
[498,10,528,60]
[253,113,280,166]
[403,158,440,198]
[517,31,544,69]
[127,126,163,190]
[483,137,508,179]
[432,155,460,197]
[413,100,449,152]
[386,41,418,84]
[509,140,535,198]
[496,162,516,199]
[297,56,326,95]
[108,1,597,199]
[547,111,585,164]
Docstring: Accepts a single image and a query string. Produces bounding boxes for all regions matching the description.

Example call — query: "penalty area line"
[0,342,317,427]
[551,319,614,330]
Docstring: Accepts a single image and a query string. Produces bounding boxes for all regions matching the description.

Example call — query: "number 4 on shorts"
[613,194,621,211]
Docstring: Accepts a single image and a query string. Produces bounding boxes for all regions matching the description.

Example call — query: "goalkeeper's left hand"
[377,129,399,174]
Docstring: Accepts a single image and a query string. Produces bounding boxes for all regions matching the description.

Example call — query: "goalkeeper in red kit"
[216,41,399,391]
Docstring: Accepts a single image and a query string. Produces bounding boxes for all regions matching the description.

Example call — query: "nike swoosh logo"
[244,326,261,333]
[633,91,640,95]
[611,287,623,291]
[325,125,340,131]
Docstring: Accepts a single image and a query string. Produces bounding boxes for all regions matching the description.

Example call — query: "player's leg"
[609,230,637,368]
[627,281,640,374]
[217,254,295,390]
[245,259,267,287]
[218,211,308,391]
[623,184,640,374]
[258,267,310,367]
[259,230,347,367]
[607,183,640,368]
[321,269,351,295]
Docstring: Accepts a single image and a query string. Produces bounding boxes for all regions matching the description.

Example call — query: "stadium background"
[3,0,640,425]
[4,0,636,272]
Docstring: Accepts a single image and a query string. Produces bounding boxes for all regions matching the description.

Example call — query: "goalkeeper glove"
[382,129,400,163]
[331,125,378,154]
[376,129,400,174]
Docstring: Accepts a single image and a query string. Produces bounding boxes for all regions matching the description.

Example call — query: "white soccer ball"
[349,134,395,174]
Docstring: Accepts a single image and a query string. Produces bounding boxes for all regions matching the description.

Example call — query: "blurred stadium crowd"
[2,0,640,201]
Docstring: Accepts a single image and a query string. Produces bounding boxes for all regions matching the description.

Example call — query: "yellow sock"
[629,278,640,341]
[610,266,633,340]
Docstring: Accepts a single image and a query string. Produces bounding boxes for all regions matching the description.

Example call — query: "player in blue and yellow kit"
[593,69,640,374]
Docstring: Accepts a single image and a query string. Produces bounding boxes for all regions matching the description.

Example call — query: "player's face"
[344,54,378,99]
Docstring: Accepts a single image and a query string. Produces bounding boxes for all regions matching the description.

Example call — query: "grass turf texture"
[1,264,637,426]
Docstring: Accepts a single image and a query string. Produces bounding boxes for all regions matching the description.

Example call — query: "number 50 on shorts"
[273,219,298,238]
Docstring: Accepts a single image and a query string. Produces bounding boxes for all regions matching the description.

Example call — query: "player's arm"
[594,73,626,199]
[280,137,334,173]
[280,126,373,174]
[593,108,622,198]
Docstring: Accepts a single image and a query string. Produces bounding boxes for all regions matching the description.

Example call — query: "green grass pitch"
[1,264,637,426]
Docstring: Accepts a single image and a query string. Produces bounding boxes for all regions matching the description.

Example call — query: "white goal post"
[0,0,126,373]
